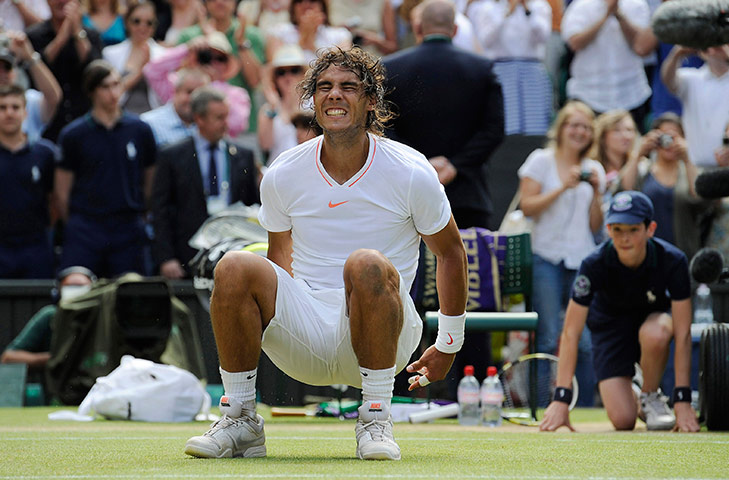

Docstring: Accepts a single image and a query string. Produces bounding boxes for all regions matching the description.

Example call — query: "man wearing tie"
[151,87,260,279]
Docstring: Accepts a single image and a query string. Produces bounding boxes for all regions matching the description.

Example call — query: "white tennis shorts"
[260,259,423,388]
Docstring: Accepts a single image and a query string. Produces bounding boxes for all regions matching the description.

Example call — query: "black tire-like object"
[699,324,729,430]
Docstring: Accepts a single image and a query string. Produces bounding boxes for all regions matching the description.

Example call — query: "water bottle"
[694,283,714,324]
[457,365,481,426]
[481,366,503,427]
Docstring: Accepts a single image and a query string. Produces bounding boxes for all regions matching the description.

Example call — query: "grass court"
[2,406,728,479]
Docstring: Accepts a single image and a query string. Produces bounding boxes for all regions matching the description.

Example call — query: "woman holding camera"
[620,113,711,260]
[517,100,605,406]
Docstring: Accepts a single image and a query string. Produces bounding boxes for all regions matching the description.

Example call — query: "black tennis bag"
[46,273,206,405]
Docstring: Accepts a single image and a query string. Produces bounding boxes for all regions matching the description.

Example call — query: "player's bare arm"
[267,230,293,277]
[407,216,467,390]
[670,298,700,432]
[540,300,588,432]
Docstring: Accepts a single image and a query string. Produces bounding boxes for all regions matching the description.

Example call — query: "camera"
[579,169,592,182]
[659,133,674,148]
[197,49,213,65]
[723,136,729,146]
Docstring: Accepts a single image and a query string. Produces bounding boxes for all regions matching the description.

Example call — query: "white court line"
[2,435,729,445]
[0,475,719,480]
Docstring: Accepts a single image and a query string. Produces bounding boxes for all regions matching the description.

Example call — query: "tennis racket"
[188,205,268,250]
[499,353,578,426]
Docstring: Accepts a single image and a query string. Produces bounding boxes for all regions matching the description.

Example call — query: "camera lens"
[197,50,213,65]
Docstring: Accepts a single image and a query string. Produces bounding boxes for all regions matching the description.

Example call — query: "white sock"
[220,366,257,410]
[360,366,396,407]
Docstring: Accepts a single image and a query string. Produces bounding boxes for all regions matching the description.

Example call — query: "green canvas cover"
[46,273,206,405]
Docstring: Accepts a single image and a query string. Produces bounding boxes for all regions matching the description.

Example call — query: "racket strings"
[501,358,558,411]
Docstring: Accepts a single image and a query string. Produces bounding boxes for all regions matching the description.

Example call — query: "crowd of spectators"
[1,0,727,394]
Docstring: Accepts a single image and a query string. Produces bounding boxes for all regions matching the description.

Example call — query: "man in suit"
[383,0,504,230]
[151,87,260,279]
[383,0,504,397]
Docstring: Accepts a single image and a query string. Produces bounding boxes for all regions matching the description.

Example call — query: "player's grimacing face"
[313,65,374,134]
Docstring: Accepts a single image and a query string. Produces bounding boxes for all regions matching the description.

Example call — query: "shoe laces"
[205,412,256,436]
[361,419,392,442]
[643,392,671,416]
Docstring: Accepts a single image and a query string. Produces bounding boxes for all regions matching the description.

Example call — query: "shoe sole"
[356,448,401,461]
[184,442,267,458]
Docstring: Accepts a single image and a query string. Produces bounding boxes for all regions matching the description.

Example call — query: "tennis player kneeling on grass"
[184,45,468,461]
[540,191,700,433]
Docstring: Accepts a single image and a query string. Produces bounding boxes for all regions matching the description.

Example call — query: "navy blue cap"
[606,191,654,225]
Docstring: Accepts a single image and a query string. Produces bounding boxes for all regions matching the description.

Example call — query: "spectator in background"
[408,0,481,54]
[561,0,654,130]
[141,67,210,146]
[468,0,553,135]
[144,31,251,137]
[257,43,308,165]
[621,113,712,261]
[0,0,50,31]
[237,0,291,36]
[177,0,265,132]
[329,0,398,55]
[266,0,351,63]
[159,0,205,46]
[591,109,640,198]
[384,0,503,397]
[518,100,605,406]
[0,84,57,279]
[661,45,729,168]
[82,0,126,46]
[54,60,156,278]
[290,108,320,143]
[27,0,103,142]
[0,31,62,142]
[151,87,259,279]
[0,266,96,369]
[704,121,729,264]
[102,0,167,115]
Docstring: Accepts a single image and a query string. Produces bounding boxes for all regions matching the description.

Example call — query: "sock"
[360,366,396,407]
[220,366,257,410]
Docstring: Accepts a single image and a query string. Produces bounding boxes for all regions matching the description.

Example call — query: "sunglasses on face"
[274,66,303,78]
[130,18,155,27]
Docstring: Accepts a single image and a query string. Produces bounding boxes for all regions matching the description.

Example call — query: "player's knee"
[214,251,261,292]
[344,249,399,294]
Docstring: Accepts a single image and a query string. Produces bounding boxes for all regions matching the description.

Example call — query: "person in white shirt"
[184,46,468,461]
[468,0,553,135]
[661,44,729,168]
[518,100,606,406]
[561,0,654,129]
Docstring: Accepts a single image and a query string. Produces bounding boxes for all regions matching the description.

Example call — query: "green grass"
[1,406,727,479]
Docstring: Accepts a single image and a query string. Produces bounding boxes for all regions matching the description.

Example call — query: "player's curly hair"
[297,46,395,136]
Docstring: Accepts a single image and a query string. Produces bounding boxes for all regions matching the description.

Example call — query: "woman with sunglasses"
[257,44,309,165]
[82,0,126,46]
[102,0,167,114]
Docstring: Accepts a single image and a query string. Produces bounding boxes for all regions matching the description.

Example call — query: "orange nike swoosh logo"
[446,333,453,345]
[328,200,349,208]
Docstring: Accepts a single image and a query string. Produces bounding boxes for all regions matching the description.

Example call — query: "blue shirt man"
[0,84,57,279]
[55,60,156,278]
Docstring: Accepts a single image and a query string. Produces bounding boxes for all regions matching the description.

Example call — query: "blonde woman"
[518,100,605,406]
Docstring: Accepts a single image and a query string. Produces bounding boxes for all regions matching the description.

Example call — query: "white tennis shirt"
[259,133,452,291]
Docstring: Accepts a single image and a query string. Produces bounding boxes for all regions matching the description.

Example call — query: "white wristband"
[434,310,465,354]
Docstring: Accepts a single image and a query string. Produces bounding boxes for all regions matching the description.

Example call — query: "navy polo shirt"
[57,112,156,218]
[571,238,691,331]
[0,139,56,243]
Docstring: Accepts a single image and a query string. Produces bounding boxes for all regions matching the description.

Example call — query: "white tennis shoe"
[355,400,401,461]
[184,396,266,458]
[639,391,676,431]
